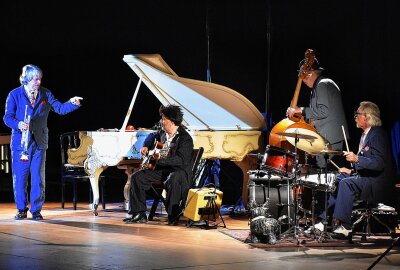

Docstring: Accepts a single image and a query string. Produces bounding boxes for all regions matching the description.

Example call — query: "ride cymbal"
[275,132,317,140]
[309,149,344,156]
[279,128,328,152]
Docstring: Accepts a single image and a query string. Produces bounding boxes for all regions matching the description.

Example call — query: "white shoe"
[376,203,395,211]
[304,222,324,234]
[333,225,352,237]
[314,222,324,232]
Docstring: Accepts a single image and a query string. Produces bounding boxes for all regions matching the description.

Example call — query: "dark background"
[1,0,399,204]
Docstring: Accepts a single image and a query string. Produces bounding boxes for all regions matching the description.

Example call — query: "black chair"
[147,147,204,221]
[60,131,106,210]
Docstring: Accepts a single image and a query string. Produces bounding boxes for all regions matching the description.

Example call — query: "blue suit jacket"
[355,126,394,204]
[3,85,80,150]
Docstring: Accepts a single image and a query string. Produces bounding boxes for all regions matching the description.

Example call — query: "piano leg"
[117,165,137,211]
[89,168,106,216]
[234,155,258,209]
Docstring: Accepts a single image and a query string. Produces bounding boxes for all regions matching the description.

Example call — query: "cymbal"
[281,127,327,152]
[276,132,317,140]
[309,149,344,156]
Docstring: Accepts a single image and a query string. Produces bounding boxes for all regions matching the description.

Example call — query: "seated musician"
[330,101,394,237]
[123,104,194,225]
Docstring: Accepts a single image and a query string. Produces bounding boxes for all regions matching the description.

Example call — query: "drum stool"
[350,203,398,242]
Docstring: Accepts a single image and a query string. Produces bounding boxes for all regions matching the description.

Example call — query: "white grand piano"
[67,54,266,215]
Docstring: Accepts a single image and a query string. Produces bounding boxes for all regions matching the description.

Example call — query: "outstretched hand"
[70,96,83,105]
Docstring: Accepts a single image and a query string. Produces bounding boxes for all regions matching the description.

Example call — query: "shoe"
[167,218,179,226]
[125,212,147,224]
[122,216,133,222]
[15,208,29,220]
[333,225,352,237]
[314,222,325,232]
[167,214,181,226]
[32,212,43,220]
[376,203,395,212]
[303,222,324,234]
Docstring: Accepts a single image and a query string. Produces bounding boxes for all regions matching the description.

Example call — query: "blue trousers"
[11,141,46,214]
[332,174,366,226]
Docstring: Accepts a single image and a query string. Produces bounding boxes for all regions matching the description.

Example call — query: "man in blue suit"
[332,101,394,237]
[3,64,82,220]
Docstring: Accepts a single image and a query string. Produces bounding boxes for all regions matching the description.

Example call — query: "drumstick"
[329,159,340,170]
[341,125,354,168]
[342,125,349,152]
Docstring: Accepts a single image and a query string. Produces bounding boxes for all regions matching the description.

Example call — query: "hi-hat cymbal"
[280,127,327,152]
[276,132,317,140]
[309,149,344,156]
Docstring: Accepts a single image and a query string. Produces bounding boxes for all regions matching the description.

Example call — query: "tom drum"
[261,145,296,178]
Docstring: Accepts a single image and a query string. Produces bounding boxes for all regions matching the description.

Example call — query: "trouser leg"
[11,150,30,211]
[164,170,188,217]
[30,147,46,214]
[129,169,162,214]
[333,176,364,226]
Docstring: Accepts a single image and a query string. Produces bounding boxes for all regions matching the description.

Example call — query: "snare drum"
[261,145,295,177]
[299,173,337,191]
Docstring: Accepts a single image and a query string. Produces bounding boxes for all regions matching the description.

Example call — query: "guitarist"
[124,105,194,225]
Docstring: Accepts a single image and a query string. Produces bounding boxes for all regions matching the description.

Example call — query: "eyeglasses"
[354,111,366,118]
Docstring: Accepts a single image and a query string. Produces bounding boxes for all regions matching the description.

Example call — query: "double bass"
[269,49,324,153]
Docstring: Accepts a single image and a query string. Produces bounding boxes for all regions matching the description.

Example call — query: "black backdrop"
[1,0,399,204]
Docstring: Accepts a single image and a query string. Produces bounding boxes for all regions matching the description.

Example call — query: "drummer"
[287,56,349,168]
[330,101,395,237]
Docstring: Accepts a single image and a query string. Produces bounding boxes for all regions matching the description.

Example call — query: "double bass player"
[286,52,349,168]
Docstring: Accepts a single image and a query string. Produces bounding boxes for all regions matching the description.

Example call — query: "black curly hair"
[159,105,183,126]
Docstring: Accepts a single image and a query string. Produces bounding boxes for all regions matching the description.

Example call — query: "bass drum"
[248,177,293,221]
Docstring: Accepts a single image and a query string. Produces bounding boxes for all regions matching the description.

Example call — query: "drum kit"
[248,129,343,244]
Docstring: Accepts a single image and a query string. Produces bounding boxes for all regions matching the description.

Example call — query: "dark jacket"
[356,126,394,204]
[304,76,349,144]
[144,125,194,178]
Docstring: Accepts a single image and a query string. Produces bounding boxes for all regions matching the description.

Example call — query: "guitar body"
[141,141,164,170]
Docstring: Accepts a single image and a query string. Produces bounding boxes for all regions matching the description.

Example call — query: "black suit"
[129,126,194,218]
[332,126,394,225]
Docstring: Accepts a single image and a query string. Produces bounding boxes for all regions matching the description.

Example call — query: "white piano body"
[67,54,266,215]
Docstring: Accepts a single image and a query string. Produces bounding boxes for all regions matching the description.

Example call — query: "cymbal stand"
[280,134,304,243]
[316,154,333,242]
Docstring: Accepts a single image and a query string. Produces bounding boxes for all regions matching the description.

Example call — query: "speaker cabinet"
[184,188,223,221]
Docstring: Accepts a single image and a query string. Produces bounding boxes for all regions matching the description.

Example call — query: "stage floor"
[0,202,399,270]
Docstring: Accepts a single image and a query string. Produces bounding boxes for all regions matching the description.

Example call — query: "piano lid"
[123,54,266,131]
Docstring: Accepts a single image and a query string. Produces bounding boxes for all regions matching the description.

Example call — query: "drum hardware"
[315,153,335,242]
[278,133,313,244]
